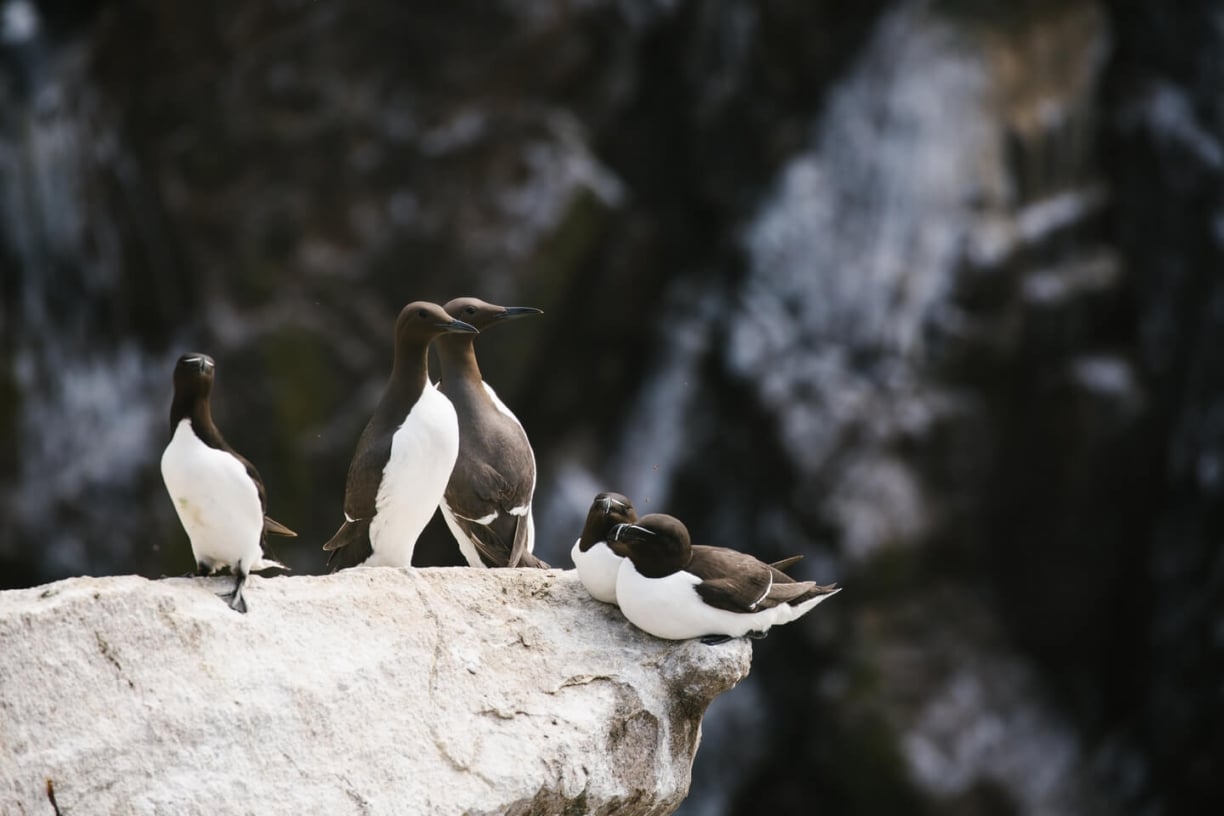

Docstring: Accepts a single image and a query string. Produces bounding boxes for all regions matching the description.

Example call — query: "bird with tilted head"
[572,492,637,603]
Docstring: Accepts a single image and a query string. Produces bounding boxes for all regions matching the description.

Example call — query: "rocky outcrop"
[0,569,750,815]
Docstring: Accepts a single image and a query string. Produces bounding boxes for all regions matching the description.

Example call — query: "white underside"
[440,381,536,568]
[366,385,460,567]
[160,419,264,572]
[571,539,622,604]
[614,560,838,640]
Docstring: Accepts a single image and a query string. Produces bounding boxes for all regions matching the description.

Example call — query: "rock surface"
[0,568,750,815]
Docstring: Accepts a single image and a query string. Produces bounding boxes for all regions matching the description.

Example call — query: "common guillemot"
[435,296,548,569]
[608,513,840,643]
[160,353,296,613]
[323,302,477,569]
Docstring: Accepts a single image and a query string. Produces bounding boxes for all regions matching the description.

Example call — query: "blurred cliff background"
[1,0,1221,813]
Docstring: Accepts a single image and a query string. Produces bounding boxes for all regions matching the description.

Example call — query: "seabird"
[608,513,840,643]
[435,296,548,568]
[571,492,637,603]
[323,302,477,569]
[571,493,804,604]
[160,353,296,613]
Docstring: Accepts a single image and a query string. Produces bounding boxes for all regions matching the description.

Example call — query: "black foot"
[219,589,248,614]
[219,570,249,613]
[699,634,734,645]
[747,630,770,640]
[195,561,213,577]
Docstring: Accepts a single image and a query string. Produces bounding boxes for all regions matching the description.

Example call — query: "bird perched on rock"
[571,492,804,604]
[160,353,296,613]
[435,296,548,569]
[608,513,840,643]
[323,302,477,569]
[572,492,637,603]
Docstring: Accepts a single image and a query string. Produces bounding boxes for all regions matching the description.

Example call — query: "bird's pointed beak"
[441,318,479,334]
[496,306,543,321]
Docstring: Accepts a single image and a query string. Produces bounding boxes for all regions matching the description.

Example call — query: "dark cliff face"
[0,1,1219,814]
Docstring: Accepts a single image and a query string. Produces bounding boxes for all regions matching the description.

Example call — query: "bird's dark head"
[172,353,215,398]
[607,513,691,577]
[578,491,637,552]
[395,301,478,347]
[443,297,542,332]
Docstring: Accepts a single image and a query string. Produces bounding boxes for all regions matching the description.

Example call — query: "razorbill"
[608,513,840,643]
[571,492,637,603]
[435,296,548,568]
[323,302,477,569]
[160,353,296,613]
[571,493,804,604]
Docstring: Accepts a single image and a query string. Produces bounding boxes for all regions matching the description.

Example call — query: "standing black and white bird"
[571,492,637,603]
[435,296,547,569]
[160,353,296,614]
[323,302,477,569]
[608,513,840,643]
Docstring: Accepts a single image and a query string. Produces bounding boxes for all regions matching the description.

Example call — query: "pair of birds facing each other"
[572,492,841,643]
[159,297,544,613]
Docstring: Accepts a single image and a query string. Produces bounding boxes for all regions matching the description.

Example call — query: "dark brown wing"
[341,429,393,523]
[448,510,518,567]
[323,517,373,570]
[688,546,777,614]
[768,554,803,573]
[224,447,298,539]
[263,516,297,537]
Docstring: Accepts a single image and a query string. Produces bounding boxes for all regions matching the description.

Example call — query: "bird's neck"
[435,335,482,384]
[171,397,224,449]
[389,344,431,401]
[436,337,495,412]
[577,513,608,552]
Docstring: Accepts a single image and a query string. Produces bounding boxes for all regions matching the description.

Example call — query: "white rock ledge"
[0,568,751,815]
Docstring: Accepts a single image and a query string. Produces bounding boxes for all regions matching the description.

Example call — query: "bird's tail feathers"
[250,557,289,573]
[263,516,298,537]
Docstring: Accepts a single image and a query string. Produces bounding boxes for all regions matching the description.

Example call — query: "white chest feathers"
[571,539,623,604]
[614,560,789,640]
[160,419,263,569]
[367,384,460,567]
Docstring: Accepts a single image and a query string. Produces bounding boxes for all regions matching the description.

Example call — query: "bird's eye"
[466,306,476,315]
[418,309,427,318]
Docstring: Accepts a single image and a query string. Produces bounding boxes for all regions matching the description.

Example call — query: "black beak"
[183,355,213,372]
[496,306,543,321]
[440,318,479,334]
[610,522,654,543]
